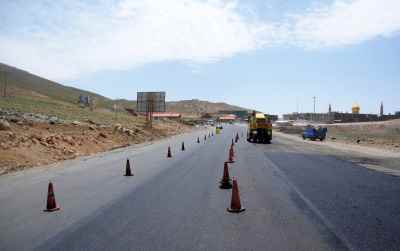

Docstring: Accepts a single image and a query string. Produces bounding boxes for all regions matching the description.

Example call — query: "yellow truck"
[247,111,272,144]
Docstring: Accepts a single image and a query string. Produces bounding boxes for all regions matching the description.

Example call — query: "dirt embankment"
[326,120,400,150]
[0,112,191,175]
[275,119,400,152]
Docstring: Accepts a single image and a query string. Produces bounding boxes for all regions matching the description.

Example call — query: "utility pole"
[114,104,118,121]
[312,96,316,122]
[313,96,316,113]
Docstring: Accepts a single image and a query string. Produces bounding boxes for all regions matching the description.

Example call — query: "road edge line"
[261,152,355,251]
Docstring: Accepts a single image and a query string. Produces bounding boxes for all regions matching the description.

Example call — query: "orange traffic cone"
[44,182,60,212]
[230,145,235,158]
[125,159,133,176]
[167,146,172,158]
[219,162,232,189]
[228,147,235,163]
[197,137,200,143]
[181,142,185,151]
[227,178,245,213]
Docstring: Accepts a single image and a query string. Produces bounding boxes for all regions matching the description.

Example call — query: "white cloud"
[0,0,399,80]
[0,0,273,80]
[291,0,400,48]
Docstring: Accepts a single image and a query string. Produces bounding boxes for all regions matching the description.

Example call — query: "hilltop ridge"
[0,63,250,117]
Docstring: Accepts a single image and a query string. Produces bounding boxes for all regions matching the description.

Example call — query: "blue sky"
[1,0,399,115]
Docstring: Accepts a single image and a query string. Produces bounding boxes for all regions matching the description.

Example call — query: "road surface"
[0,125,399,251]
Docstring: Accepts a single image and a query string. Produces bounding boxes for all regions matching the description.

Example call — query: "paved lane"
[1,125,399,250]
[34,126,345,251]
[261,136,400,251]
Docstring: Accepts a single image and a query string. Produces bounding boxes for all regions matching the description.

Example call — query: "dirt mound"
[0,116,190,175]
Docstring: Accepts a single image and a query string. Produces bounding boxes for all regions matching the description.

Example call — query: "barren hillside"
[0,63,250,116]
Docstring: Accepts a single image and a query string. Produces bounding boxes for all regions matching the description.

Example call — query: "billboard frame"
[136,91,166,128]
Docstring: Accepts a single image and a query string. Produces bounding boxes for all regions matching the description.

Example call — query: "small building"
[282,112,379,123]
[218,114,237,122]
[78,95,90,107]
[218,110,248,120]
[152,112,181,120]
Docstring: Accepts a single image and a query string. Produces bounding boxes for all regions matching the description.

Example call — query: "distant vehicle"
[206,119,215,125]
[247,111,272,144]
[302,126,327,141]
[216,125,223,129]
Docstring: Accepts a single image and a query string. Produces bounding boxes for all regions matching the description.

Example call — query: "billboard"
[136,92,166,113]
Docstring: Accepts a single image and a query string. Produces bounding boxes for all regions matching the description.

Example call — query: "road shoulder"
[274,131,400,176]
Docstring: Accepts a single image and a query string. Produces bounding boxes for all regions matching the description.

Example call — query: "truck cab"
[247,112,272,144]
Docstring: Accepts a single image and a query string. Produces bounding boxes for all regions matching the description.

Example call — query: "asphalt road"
[0,125,399,251]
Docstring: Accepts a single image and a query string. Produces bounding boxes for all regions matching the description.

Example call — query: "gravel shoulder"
[274,131,400,176]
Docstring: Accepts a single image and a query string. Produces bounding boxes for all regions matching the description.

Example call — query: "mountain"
[0,63,250,116]
[0,63,116,109]
[166,99,249,115]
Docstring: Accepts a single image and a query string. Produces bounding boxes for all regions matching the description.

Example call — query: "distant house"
[78,95,90,107]
[152,112,182,120]
[218,110,248,120]
[218,114,237,122]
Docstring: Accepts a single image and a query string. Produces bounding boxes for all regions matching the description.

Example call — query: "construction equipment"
[247,111,272,144]
[302,126,327,141]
